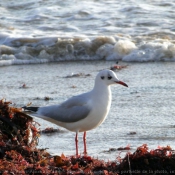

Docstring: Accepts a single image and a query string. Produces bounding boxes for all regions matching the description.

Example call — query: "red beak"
[116,81,128,87]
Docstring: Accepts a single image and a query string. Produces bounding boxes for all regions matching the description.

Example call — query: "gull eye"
[108,76,112,80]
[101,76,104,80]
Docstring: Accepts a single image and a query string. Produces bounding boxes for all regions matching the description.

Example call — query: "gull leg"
[75,132,78,156]
[83,131,87,155]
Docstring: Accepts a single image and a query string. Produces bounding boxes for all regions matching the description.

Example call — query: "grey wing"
[38,93,91,123]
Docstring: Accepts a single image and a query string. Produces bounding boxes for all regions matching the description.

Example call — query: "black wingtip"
[22,106,39,112]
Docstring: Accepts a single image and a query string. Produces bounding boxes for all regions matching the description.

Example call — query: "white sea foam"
[1,36,175,66]
[114,40,136,55]
[123,41,175,62]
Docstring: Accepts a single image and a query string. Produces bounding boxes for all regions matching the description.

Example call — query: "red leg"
[83,131,87,155]
[75,132,78,156]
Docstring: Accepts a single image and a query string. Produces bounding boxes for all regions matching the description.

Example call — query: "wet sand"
[1,61,175,160]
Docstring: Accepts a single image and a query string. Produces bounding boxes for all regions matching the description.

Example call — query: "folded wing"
[37,93,91,123]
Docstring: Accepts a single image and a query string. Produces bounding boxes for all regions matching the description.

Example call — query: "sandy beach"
[1,61,175,160]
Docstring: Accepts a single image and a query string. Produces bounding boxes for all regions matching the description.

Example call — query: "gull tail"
[22,106,46,120]
[23,106,39,112]
[22,106,59,125]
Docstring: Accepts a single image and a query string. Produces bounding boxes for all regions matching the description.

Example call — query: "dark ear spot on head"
[108,76,112,80]
[101,76,104,80]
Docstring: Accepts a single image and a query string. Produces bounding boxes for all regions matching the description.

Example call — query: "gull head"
[95,69,128,87]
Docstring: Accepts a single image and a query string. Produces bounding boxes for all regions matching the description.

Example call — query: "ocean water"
[1,0,175,160]
[1,0,175,65]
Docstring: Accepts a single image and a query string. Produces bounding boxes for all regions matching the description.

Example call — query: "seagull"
[23,69,128,156]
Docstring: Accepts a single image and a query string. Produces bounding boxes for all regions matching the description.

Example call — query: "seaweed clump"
[1,99,175,175]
